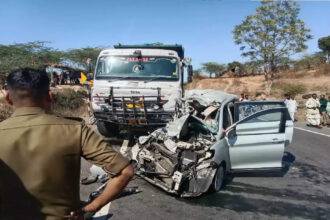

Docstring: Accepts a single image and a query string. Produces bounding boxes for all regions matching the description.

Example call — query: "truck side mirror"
[187,65,193,83]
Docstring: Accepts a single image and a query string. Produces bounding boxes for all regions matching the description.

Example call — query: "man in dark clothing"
[319,94,328,126]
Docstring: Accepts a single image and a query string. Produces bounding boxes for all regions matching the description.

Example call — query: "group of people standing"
[239,92,330,129]
[284,93,330,128]
[305,94,330,128]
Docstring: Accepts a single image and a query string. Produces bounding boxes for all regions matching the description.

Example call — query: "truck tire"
[96,121,119,137]
[210,164,225,192]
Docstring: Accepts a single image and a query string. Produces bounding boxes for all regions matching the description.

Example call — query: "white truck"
[91,44,193,136]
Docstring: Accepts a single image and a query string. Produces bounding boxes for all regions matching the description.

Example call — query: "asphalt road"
[80,124,330,220]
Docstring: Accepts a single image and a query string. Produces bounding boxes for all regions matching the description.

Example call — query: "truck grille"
[94,87,174,126]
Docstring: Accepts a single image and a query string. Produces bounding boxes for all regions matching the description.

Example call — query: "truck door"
[227,104,288,171]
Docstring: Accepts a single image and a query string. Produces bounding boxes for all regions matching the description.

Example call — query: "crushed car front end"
[130,90,236,197]
[131,115,218,197]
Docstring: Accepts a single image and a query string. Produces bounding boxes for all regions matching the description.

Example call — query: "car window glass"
[205,109,219,134]
[238,103,283,121]
[229,105,235,121]
[241,111,282,123]
[223,105,233,129]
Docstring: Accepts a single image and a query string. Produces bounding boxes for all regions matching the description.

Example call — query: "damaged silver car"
[130,90,294,197]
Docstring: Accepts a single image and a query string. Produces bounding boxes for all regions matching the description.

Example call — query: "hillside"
[187,67,330,121]
[187,68,330,99]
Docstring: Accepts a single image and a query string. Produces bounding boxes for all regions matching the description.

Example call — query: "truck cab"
[91,44,192,136]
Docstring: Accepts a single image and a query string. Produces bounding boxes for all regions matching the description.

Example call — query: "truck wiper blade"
[107,76,132,82]
[144,77,169,83]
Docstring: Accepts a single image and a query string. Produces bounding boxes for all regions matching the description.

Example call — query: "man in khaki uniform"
[0,68,134,219]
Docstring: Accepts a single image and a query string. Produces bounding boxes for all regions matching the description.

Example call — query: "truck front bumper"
[94,108,174,127]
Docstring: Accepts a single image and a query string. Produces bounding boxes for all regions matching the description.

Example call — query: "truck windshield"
[96,56,179,80]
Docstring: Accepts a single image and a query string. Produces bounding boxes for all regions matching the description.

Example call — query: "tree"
[0,42,63,84]
[227,61,244,76]
[233,0,312,80]
[294,53,326,70]
[193,69,202,76]
[64,47,102,66]
[318,36,330,62]
[201,62,226,78]
[0,42,103,85]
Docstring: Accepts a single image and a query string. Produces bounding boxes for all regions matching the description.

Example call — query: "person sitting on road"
[0,68,134,219]
[305,94,322,129]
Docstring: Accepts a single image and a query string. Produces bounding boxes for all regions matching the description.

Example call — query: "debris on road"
[81,165,108,185]
[130,90,226,197]
[88,184,141,203]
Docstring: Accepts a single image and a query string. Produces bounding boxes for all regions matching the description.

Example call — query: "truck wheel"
[96,121,119,137]
[210,165,225,192]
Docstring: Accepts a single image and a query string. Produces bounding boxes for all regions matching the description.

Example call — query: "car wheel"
[211,165,225,192]
[96,121,119,137]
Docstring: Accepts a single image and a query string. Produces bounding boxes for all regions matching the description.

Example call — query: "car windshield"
[96,56,179,80]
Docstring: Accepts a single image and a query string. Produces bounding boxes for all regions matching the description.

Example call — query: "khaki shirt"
[0,107,129,219]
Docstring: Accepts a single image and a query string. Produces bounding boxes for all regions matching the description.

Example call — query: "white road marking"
[294,127,330,138]
[92,202,111,219]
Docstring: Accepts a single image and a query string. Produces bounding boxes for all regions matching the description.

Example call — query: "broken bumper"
[130,114,218,197]
[137,163,217,197]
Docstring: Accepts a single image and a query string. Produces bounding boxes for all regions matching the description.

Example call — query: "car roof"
[185,89,237,104]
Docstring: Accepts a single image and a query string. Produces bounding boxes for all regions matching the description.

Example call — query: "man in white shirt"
[284,95,298,121]
[305,94,322,128]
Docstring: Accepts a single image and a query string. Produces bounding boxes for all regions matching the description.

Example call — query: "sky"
[0,0,329,67]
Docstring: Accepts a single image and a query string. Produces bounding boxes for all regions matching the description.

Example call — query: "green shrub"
[0,88,88,121]
[294,54,326,71]
[0,99,13,122]
[273,82,306,96]
[52,88,87,111]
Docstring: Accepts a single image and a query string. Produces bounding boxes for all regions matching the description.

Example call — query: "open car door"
[226,104,288,171]
[234,101,293,144]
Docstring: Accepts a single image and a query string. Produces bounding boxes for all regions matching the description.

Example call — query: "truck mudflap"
[94,87,175,126]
